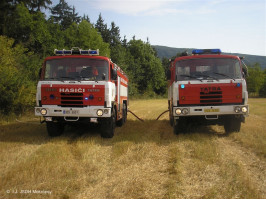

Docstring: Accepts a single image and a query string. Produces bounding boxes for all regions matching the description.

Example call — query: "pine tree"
[50,0,79,29]
[27,0,52,12]
[95,13,109,43]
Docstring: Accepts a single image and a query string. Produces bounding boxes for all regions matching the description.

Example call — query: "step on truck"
[167,49,249,134]
[35,48,128,138]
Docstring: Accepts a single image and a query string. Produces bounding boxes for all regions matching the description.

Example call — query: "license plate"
[63,110,79,115]
[204,108,219,112]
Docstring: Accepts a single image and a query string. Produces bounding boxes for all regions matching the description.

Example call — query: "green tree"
[95,13,109,43]
[24,0,52,12]
[259,69,266,97]
[82,14,90,23]
[127,39,166,95]
[64,20,110,57]
[246,63,264,96]
[0,0,15,35]
[0,36,36,114]
[162,57,170,77]
[6,3,56,56]
[50,0,80,30]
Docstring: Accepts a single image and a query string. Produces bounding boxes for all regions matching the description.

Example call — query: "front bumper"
[35,105,111,118]
[173,105,249,117]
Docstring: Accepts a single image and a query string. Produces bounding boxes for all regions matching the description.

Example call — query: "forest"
[0,0,265,116]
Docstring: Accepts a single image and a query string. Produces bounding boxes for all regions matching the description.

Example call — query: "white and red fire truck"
[167,49,249,134]
[35,48,128,138]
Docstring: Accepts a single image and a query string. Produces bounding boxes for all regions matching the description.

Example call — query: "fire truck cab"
[35,48,128,138]
[168,49,249,134]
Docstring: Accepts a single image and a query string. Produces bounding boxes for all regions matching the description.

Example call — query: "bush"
[0,36,36,114]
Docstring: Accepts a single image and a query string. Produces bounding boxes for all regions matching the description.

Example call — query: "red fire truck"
[35,48,128,138]
[167,49,249,134]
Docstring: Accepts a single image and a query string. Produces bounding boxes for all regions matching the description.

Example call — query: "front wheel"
[46,121,64,137]
[169,112,174,127]
[173,117,188,135]
[224,116,241,133]
[101,107,116,138]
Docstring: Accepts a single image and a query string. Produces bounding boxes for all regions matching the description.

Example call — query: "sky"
[50,0,266,56]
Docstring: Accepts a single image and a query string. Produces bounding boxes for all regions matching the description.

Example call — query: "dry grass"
[0,98,265,198]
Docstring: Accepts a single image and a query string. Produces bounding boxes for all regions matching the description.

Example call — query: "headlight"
[41,108,47,115]
[241,106,248,113]
[182,108,189,115]
[234,106,241,113]
[97,109,103,116]
[175,108,182,115]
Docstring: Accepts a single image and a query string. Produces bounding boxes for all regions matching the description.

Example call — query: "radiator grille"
[60,93,84,107]
[200,91,222,104]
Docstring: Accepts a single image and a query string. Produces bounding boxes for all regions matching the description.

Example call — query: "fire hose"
[127,109,169,122]
[127,110,144,122]
[155,110,169,120]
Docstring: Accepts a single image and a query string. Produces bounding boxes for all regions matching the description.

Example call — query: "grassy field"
[0,98,265,198]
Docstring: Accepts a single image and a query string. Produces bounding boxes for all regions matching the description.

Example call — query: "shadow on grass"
[0,122,49,145]
[0,119,227,145]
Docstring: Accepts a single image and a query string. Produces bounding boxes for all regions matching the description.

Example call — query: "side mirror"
[38,68,42,79]
[102,73,106,80]
[112,68,117,80]
[166,70,171,80]
[242,67,248,78]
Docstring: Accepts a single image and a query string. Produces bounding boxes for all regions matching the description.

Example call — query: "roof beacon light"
[80,49,99,55]
[54,49,72,55]
[54,48,99,56]
[192,49,222,55]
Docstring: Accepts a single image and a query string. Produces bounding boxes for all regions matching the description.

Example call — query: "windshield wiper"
[59,76,76,79]
[199,74,219,81]
[58,76,79,82]
[213,72,235,81]
[179,75,203,82]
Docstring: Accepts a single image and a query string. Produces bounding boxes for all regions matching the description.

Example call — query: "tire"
[101,107,116,138]
[173,118,188,135]
[169,103,174,126]
[173,120,179,135]
[224,116,241,133]
[46,121,64,137]
[117,103,127,127]
[169,112,174,127]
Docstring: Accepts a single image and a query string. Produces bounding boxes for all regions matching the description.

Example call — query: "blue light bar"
[63,50,72,55]
[54,49,72,55]
[211,49,222,54]
[54,48,99,56]
[192,49,222,55]
[88,50,99,55]
[80,50,89,55]
[192,49,204,54]
[80,49,99,55]
[181,84,185,89]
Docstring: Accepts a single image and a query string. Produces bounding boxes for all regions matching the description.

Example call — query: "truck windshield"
[44,58,109,81]
[175,58,242,81]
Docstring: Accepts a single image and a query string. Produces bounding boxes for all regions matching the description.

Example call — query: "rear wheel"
[46,121,64,137]
[117,103,127,127]
[101,107,116,138]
